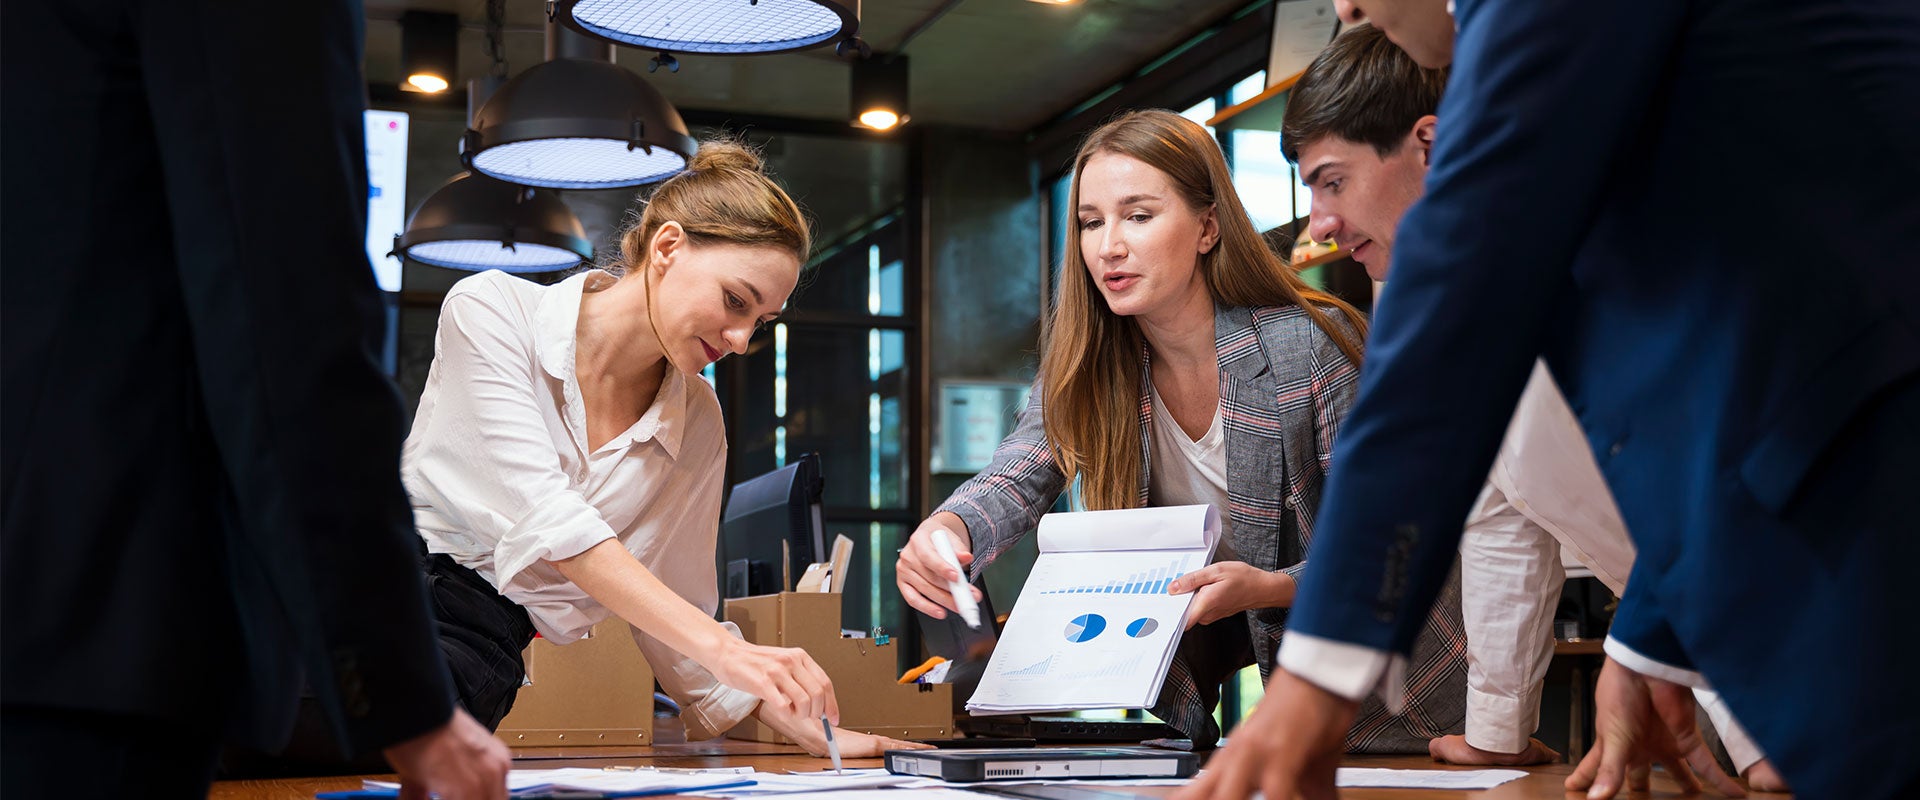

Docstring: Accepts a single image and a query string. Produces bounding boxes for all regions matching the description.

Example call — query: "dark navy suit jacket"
[2,0,454,755]
[1288,0,1920,796]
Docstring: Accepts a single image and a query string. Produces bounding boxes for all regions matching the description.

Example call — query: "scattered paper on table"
[366,767,759,794]
[1333,768,1528,789]
[699,770,920,795]
[704,790,982,800]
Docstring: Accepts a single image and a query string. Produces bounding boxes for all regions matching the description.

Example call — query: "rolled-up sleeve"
[625,435,759,740]
[630,620,761,740]
[407,282,618,589]
[1458,481,1563,754]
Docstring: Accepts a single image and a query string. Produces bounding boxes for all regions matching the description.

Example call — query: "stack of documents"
[967,505,1219,715]
[351,768,756,798]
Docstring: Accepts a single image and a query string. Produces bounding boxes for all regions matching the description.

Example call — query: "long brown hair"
[1043,109,1368,511]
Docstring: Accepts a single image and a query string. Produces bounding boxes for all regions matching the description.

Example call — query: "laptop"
[884,747,1199,782]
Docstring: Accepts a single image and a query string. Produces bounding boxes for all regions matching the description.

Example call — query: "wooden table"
[211,715,1790,800]
[210,742,1770,800]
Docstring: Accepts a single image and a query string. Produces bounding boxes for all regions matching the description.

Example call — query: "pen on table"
[931,529,981,629]
[821,715,842,774]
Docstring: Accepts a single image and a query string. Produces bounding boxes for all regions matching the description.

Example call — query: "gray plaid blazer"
[939,303,1467,752]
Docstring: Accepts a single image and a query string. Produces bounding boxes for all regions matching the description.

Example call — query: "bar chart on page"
[1038,553,1196,596]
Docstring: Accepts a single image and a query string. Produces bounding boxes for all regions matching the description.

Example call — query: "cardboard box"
[724,592,952,743]
[495,620,654,747]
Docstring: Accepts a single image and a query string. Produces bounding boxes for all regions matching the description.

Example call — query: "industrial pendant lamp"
[851,53,908,130]
[393,171,592,273]
[463,24,696,189]
[400,11,458,93]
[395,80,594,273]
[553,0,857,55]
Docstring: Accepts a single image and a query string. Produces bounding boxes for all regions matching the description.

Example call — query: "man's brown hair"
[1280,24,1449,164]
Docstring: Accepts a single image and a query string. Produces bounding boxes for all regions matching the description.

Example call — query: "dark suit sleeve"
[1284,0,1689,654]
[137,1,454,751]
[1607,561,1693,670]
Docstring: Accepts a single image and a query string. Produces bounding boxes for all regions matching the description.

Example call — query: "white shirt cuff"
[1603,635,1707,689]
[681,681,762,741]
[1464,685,1536,754]
[1277,632,1408,713]
[1694,687,1766,773]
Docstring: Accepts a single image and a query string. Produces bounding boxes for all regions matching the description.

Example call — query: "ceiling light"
[400,11,458,94]
[851,53,909,131]
[407,74,450,93]
[553,0,858,55]
[393,172,593,273]
[462,24,696,189]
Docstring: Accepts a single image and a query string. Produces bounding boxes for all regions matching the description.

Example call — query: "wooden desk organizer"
[495,619,654,747]
[724,592,952,743]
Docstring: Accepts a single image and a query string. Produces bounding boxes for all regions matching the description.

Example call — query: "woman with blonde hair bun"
[894,110,1468,752]
[395,138,928,759]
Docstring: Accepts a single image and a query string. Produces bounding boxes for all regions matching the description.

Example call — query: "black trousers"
[220,554,536,778]
[424,554,539,731]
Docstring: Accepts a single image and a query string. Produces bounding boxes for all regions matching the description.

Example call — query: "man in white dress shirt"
[1265,22,1784,790]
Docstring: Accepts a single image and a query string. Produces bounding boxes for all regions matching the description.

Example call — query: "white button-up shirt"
[401,269,757,739]
[1282,362,1762,770]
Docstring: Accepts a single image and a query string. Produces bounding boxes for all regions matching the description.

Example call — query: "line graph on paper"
[1004,656,1054,677]
[993,650,1148,683]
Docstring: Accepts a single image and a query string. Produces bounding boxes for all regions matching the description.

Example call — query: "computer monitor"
[719,453,825,598]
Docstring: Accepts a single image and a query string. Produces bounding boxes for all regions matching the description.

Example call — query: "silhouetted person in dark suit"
[3,2,511,796]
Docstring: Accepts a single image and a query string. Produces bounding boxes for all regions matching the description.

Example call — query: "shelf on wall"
[1287,248,1346,271]
[1205,69,1306,132]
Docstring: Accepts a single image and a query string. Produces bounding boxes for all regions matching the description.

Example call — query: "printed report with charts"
[967,504,1220,715]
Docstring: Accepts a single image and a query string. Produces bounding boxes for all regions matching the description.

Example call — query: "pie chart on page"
[1064,613,1107,643]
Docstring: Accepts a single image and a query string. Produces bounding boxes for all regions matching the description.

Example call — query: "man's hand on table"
[383,708,511,800]
[1428,734,1559,766]
[1742,758,1792,794]
[1171,669,1355,800]
[1565,656,1746,799]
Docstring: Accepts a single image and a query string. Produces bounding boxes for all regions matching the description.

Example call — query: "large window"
[709,129,920,653]
[1227,71,1317,234]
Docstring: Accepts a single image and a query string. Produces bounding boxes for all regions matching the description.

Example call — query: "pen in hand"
[932,529,981,629]
[821,716,842,774]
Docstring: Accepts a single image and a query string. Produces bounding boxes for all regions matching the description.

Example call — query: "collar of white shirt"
[533,269,692,459]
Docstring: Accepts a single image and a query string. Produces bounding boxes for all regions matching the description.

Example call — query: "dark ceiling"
[363,0,1255,133]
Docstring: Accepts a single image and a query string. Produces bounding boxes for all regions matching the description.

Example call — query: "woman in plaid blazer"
[896,110,1466,751]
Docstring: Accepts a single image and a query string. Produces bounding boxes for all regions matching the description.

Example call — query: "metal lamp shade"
[553,0,857,55]
[396,172,593,273]
[852,54,909,129]
[462,58,697,189]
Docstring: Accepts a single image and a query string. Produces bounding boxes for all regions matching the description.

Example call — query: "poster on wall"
[935,380,1033,474]
[364,110,409,294]
[1268,0,1340,86]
